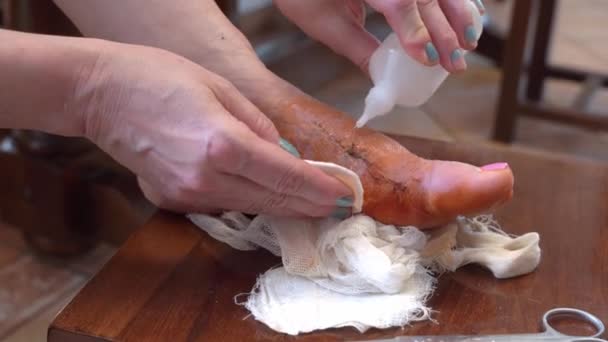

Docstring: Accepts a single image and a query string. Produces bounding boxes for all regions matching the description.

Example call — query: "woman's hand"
[274,0,484,73]
[70,42,353,217]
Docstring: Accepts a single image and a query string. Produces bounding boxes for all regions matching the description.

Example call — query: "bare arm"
[1,26,353,217]
[52,0,276,103]
[0,28,100,135]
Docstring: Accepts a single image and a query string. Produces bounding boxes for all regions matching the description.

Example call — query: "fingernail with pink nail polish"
[481,162,509,171]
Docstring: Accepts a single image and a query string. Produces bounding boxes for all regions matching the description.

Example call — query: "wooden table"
[48,136,608,341]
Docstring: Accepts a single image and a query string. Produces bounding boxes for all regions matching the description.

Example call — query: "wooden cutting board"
[48,135,608,341]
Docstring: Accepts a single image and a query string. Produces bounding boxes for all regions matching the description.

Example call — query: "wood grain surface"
[49,136,608,341]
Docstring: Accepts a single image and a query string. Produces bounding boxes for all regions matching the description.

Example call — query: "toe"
[421,160,514,226]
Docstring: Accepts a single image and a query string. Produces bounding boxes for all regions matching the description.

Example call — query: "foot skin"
[252,87,514,228]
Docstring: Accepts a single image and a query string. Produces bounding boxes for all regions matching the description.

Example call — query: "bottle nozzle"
[356,85,396,128]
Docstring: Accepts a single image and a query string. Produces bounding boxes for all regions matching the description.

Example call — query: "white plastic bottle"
[356,0,484,128]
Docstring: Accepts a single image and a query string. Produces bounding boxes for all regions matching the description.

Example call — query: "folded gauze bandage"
[188,161,541,335]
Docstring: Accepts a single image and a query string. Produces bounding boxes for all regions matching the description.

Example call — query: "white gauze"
[187,161,541,335]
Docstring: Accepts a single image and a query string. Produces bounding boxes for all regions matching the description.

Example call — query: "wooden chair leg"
[526,0,557,102]
[492,1,536,143]
[216,0,238,21]
[5,0,80,35]
[476,27,505,66]
[3,1,12,27]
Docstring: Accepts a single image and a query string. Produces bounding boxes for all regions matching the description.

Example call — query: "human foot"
[249,82,513,227]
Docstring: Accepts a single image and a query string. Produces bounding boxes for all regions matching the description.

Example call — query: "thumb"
[276,0,380,72]
[327,0,381,71]
[210,77,280,144]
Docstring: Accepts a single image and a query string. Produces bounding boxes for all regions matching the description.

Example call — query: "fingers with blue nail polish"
[464,25,477,46]
[336,196,353,207]
[425,42,439,64]
[277,137,355,219]
[332,197,354,219]
[277,137,355,218]
[331,207,352,220]
[279,138,300,158]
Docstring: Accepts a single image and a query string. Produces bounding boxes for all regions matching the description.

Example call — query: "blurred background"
[0,0,606,340]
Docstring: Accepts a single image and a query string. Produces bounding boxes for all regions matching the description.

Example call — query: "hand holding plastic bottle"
[274,0,485,73]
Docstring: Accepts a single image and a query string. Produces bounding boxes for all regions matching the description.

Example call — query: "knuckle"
[206,131,233,163]
[385,0,417,12]
[169,168,216,206]
[212,76,235,94]
[205,130,247,172]
[261,193,290,211]
[438,30,459,46]
[417,0,438,9]
[182,171,214,195]
[407,21,428,41]
[253,114,278,140]
[275,164,305,195]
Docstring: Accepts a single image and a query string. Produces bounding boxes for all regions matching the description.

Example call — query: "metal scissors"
[356,308,606,341]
